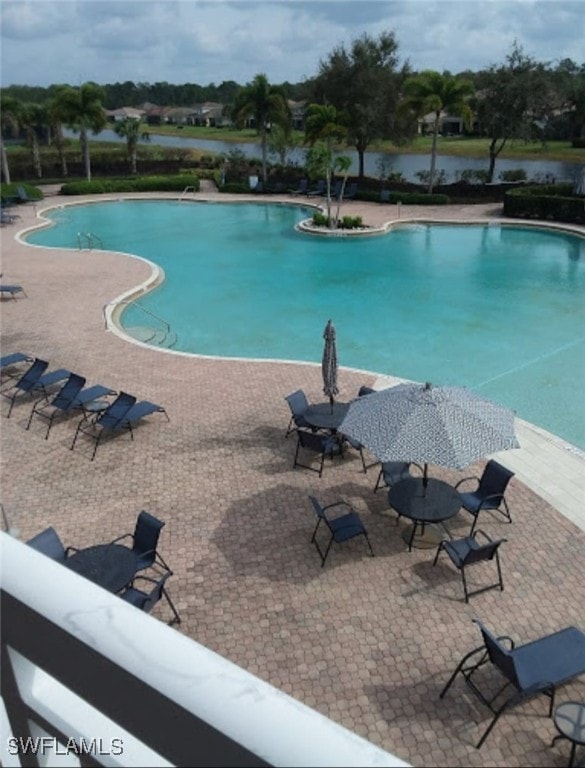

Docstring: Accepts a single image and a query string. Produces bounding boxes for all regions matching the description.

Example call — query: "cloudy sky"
[1,0,583,88]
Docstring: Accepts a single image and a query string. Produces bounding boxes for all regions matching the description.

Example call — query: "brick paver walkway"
[2,192,585,767]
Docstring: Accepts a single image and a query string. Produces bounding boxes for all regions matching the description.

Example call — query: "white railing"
[0,533,408,768]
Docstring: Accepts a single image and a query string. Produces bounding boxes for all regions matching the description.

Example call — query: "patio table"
[304,402,350,432]
[387,477,461,551]
[64,544,138,593]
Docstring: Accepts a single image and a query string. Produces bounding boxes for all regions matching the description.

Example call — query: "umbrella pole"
[423,463,429,490]
[329,395,334,414]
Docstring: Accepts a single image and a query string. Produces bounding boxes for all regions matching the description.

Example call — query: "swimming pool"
[27,200,585,450]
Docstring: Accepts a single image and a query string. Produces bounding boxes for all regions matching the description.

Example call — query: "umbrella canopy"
[340,381,519,482]
[322,319,339,408]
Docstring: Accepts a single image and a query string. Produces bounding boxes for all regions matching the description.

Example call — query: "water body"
[66,128,583,184]
[26,200,585,450]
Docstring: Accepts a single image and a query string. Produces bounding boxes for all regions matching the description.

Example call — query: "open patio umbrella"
[339,381,520,485]
[322,319,339,411]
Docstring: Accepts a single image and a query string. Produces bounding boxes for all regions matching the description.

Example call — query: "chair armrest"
[64,546,80,556]
[410,462,425,476]
[454,475,480,490]
[477,493,506,509]
[473,529,493,544]
[322,500,354,514]
[110,533,132,545]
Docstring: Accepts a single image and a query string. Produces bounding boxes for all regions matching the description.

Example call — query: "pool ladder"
[77,232,103,250]
[178,186,198,201]
[103,299,178,350]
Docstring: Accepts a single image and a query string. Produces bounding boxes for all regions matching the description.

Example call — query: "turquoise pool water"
[27,200,585,450]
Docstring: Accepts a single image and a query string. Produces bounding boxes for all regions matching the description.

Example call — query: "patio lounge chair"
[0,352,33,383]
[307,180,326,197]
[26,374,115,439]
[0,284,27,299]
[1,208,22,225]
[308,495,374,567]
[120,571,181,625]
[440,619,585,748]
[289,179,308,195]
[111,510,170,572]
[343,182,358,199]
[70,391,137,460]
[2,359,71,418]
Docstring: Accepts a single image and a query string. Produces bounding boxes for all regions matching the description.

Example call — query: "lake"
[67,128,584,184]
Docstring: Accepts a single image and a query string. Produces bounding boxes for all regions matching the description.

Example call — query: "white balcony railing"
[0,532,408,768]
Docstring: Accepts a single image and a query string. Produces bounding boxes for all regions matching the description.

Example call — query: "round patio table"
[552,701,585,767]
[65,544,138,593]
[304,402,350,431]
[387,477,461,551]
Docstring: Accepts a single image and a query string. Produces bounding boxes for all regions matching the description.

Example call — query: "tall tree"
[474,43,555,181]
[311,31,411,178]
[57,82,106,181]
[114,117,150,174]
[18,102,47,179]
[0,93,21,184]
[304,103,347,226]
[231,74,291,183]
[47,85,72,177]
[401,71,474,193]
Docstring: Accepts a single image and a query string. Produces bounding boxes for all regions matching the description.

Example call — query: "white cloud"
[1,0,583,87]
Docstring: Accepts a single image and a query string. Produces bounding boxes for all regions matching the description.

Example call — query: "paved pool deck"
[1,189,584,767]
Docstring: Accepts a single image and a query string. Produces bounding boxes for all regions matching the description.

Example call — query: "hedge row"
[356,189,451,205]
[503,184,585,224]
[0,182,44,201]
[60,175,200,196]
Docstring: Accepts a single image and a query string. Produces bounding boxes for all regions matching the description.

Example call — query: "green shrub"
[312,212,329,227]
[503,184,585,224]
[357,190,450,205]
[0,182,44,201]
[219,182,250,193]
[499,168,527,182]
[339,215,363,229]
[456,169,490,184]
[60,174,200,196]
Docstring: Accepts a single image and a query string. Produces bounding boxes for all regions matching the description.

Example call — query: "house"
[189,102,231,128]
[106,107,145,123]
[288,100,306,131]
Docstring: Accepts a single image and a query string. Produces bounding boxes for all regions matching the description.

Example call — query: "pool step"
[125,325,177,349]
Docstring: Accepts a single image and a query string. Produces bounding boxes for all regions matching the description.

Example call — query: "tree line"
[1,31,584,193]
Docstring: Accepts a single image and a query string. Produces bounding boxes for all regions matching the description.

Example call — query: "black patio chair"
[119,571,181,625]
[433,529,506,602]
[439,619,585,749]
[357,385,376,397]
[455,459,514,534]
[26,526,78,562]
[308,495,374,567]
[284,389,314,437]
[70,391,136,460]
[111,510,169,572]
[293,429,342,478]
[373,461,423,494]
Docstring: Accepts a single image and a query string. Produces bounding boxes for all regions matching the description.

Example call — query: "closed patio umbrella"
[574,167,585,196]
[339,381,519,485]
[322,319,339,411]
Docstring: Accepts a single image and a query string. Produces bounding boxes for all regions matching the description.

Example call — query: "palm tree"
[231,74,291,184]
[401,71,474,193]
[304,103,347,226]
[0,94,21,184]
[57,82,107,181]
[332,155,352,227]
[18,102,47,179]
[114,117,150,174]
[47,85,73,177]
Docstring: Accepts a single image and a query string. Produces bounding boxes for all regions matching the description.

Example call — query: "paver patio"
[1,190,585,767]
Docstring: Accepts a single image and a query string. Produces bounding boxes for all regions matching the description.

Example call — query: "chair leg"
[373,468,383,492]
[363,533,374,558]
[162,588,181,626]
[432,541,445,566]
[461,567,470,603]
[320,536,334,567]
